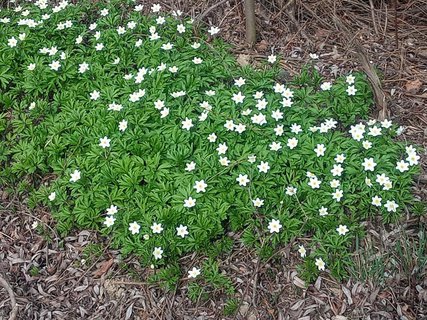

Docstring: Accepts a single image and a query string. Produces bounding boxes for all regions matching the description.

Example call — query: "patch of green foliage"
[0,0,421,282]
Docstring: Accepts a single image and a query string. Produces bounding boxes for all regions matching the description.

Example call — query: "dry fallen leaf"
[236,54,251,67]
[405,79,423,94]
[93,258,114,278]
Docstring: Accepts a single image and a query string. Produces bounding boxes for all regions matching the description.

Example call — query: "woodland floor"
[1,0,427,319]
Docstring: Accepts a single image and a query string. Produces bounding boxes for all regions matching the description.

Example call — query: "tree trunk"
[244,0,256,47]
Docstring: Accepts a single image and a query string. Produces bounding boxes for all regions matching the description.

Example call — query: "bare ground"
[1,0,427,319]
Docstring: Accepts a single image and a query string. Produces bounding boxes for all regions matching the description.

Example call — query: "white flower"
[28,102,36,110]
[8,37,18,47]
[18,33,26,41]
[274,125,284,136]
[336,225,349,236]
[320,82,332,91]
[161,42,173,50]
[285,186,297,196]
[253,91,264,99]
[396,160,409,172]
[119,119,128,132]
[236,174,250,187]
[205,90,216,96]
[188,267,200,278]
[104,216,116,227]
[208,26,220,35]
[268,219,282,233]
[106,205,118,215]
[95,43,104,51]
[184,197,196,208]
[134,4,143,12]
[346,75,355,84]
[234,77,246,87]
[194,180,208,193]
[255,99,267,110]
[290,124,302,134]
[153,247,163,260]
[224,120,235,131]
[308,178,321,189]
[251,113,267,125]
[70,169,81,182]
[376,173,389,186]
[151,4,161,12]
[99,136,111,148]
[151,222,163,234]
[406,153,419,166]
[169,66,178,73]
[49,60,61,71]
[271,109,283,121]
[113,58,120,65]
[346,86,357,96]
[315,258,326,271]
[89,23,97,30]
[368,126,382,137]
[48,192,56,201]
[248,155,257,163]
[267,54,277,63]
[232,92,245,104]
[78,62,89,74]
[252,198,264,207]
[314,144,326,157]
[287,138,298,149]
[129,221,140,234]
[216,143,228,155]
[150,33,160,41]
[160,108,169,118]
[90,90,100,100]
[384,200,398,212]
[331,164,343,177]
[298,245,306,258]
[127,21,136,29]
[176,225,189,238]
[208,133,217,143]
[269,141,282,151]
[257,161,270,173]
[365,177,373,187]
[185,162,196,172]
[100,8,109,16]
[116,26,126,35]
[219,156,230,166]
[381,119,393,128]
[27,63,36,71]
[332,189,343,202]
[371,196,382,207]
[143,234,150,240]
[405,145,416,155]
[362,158,377,171]
[319,206,328,216]
[282,88,294,99]
[334,154,346,164]
[182,118,193,130]
[192,57,203,64]
[396,126,405,136]
[108,103,123,111]
[330,179,340,188]
[362,140,372,150]
[156,16,165,25]
[234,123,246,134]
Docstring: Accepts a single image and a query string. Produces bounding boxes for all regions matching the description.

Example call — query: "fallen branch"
[0,275,18,320]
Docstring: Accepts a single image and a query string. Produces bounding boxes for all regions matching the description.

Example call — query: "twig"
[369,0,378,35]
[0,275,18,320]
[194,0,230,24]
[393,0,399,48]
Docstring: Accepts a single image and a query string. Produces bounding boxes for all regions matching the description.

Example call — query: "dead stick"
[369,0,378,35]
[393,0,399,48]
[0,275,18,320]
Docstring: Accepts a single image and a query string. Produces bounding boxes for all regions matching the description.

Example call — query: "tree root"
[0,275,18,320]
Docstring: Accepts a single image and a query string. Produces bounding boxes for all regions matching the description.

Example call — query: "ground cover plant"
[0,0,422,284]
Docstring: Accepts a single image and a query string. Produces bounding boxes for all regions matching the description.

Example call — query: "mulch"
[1,0,426,319]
